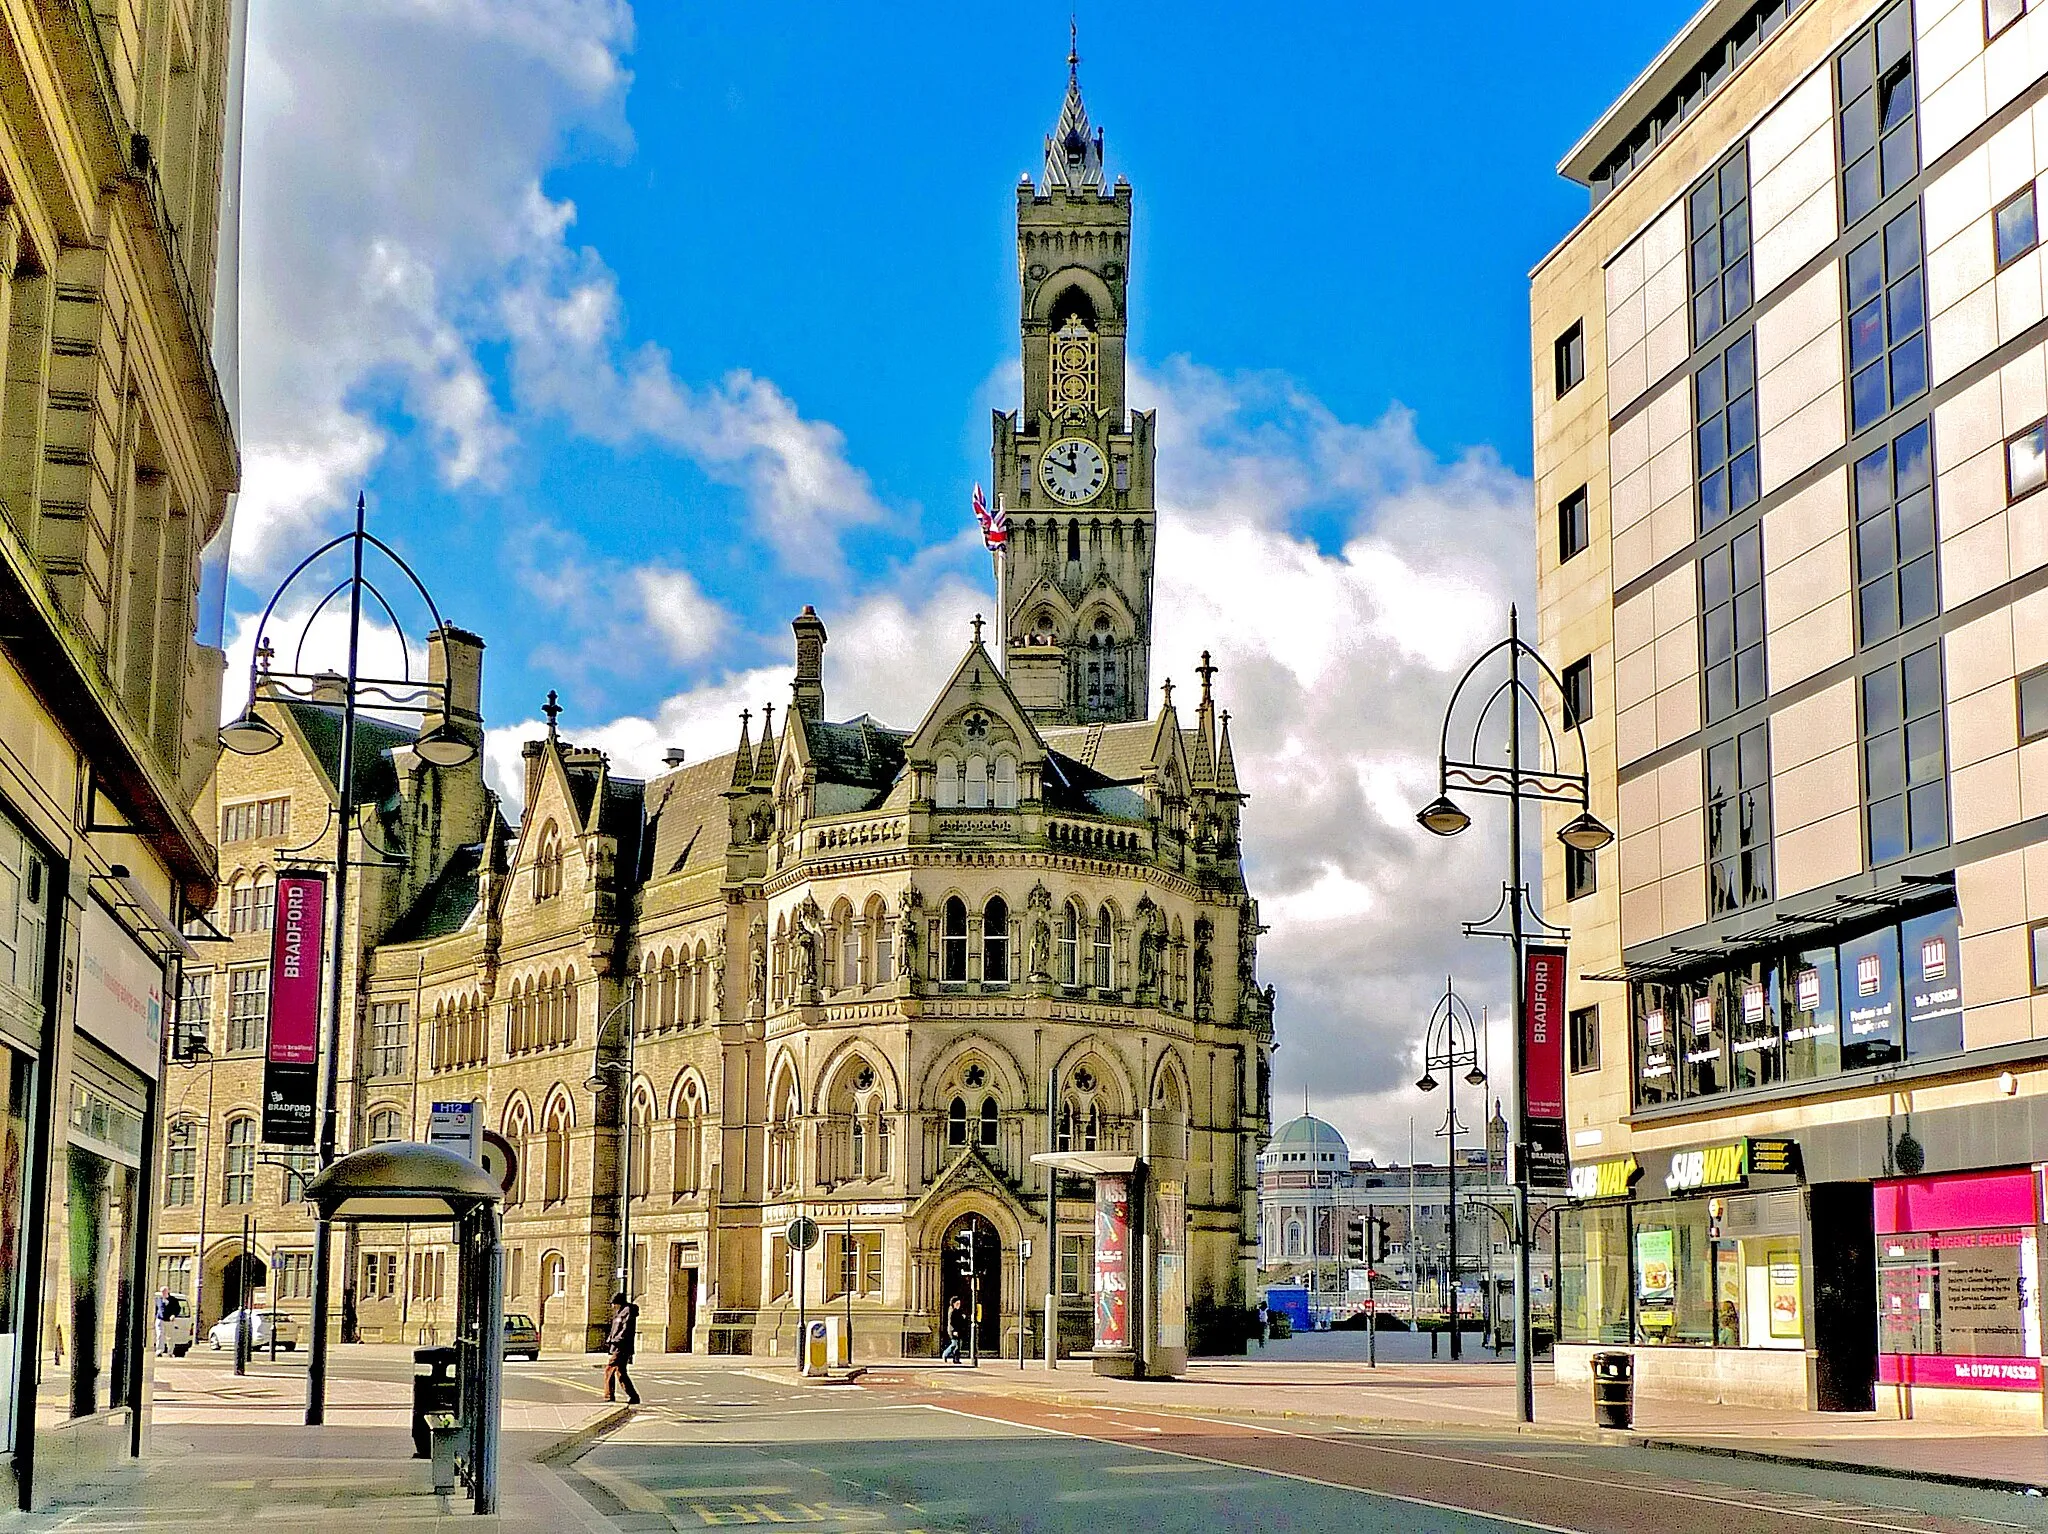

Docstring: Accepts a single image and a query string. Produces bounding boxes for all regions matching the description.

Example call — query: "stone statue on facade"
[749,920,767,1012]
[794,896,823,996]
[896,885,922,980]
[1030,918,1052,982]
[711,932,727,1016]
[1193,942,1213,1021]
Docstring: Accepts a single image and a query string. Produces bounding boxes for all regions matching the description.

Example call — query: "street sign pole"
[968,1228,980,1369]
[1018,1239,1032,1369]
[786,1215,820,1373]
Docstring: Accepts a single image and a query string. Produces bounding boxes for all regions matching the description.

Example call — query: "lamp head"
[413,724,478,769]
[1415,1071,1439,1094]
[220,706,283,756]
[1416,795,1471,837]
[1465,1066,1487,1087]
[1558,810,1616,851]
[583,1074,607,1094]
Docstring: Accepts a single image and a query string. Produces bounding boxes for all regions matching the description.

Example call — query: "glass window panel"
[1848,238,1884,304]
[1783,946,1842,1081]
[1695,290,1722,341]
[1865,666,1902,731]
[1691,181,1720,229]
[1866,736,1905,798]
[1894,423,1930,493]
[1703,546,1733,605]
[1720,154,1748,208]
[1703,603,1734,663]
[1696,355,1727,417]
[1850,299,1886,368]
[1891,334,1927,402]
[1904,646,1942,714]
[1908,781,1949,850]
[1885,206,1921,269]
[1869,795,1908,865]
[1701,469,1730,528]
[1724,258,1753,318]
[1877,5,1912,67]
[2010,426,2047,497]
[1698,415,1728,473]
[1734,587,1764,645]
[1839,41,1873,101]
[1841,925,1904,1069]
[1692,230,1721,287]
[1858,510,1897,570]
[1722,204,1750,264]
[1862,580,1900,643]
[1728,390,1756,451]
[1739,724,1769,785]
[1880,72,1915,137]
[1888,269,1924,336]
[1706,662,1736,722]
[1902,908,1964,1059]
[1899,556,1938,626]
[1856,444,1892,509]
[1846,156,1881,225]
[1733,528,1761,587]
[1852,363,1889,430]
[1707,738,1737,791]
[1997,189,2037,266]
[1730,449,1759,511]
[1736,645,1766,708]
[1896,489,1934,556]
[1727,330,1754,382]
[1841,98,1879,164]
[1905,715,1944,783]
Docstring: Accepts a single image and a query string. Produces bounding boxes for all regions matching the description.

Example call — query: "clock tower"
[993,37,1157,727]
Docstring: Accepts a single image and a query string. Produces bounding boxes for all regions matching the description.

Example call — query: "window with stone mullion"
[1847,208,1927,434]
[1695,332,1759,531]
[1706,724,1774,915]
[1862,643,1948,864]
[1701,525,1766,723]
[1837,4,1918,231]
[1852,419,1938,645]
[1690,147,1753,346]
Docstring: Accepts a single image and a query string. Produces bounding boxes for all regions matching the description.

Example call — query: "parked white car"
[208,1309,300,1351]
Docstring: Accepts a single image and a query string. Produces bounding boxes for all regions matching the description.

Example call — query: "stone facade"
[157,61,1275,1364]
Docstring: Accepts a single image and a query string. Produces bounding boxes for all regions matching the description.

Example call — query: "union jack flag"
[973,483,1007,551]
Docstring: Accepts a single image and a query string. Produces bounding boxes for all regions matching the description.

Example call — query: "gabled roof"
[806,715,908,792]
[1041,719,1153,780]
[281,700,415,806]
[642,754,738,882]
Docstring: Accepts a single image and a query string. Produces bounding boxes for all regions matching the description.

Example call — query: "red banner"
[263,873,325,1145]
[1523,945,1567,1122]
[1093,1174,1131,1351]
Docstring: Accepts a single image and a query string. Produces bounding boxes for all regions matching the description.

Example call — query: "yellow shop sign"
[1665,1140,1748,1192]
[1567,1155,1640,1201]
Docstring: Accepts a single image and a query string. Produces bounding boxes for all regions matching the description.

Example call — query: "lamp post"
[218,493,478,1427]
[585,983,641,1301]
[1416,605,1613,1424]
[1414,978,1486,1361]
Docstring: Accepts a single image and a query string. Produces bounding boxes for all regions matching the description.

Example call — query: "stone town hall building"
[156,61,1275,1359]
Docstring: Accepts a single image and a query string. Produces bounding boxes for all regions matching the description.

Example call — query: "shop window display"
[1629,904,1956,1109]
[1558,1201,1631,1344]
[41,1069,146,1423]
[1875,1169,2043,1391]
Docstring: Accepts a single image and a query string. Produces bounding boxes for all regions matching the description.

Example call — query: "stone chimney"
[791,606,827,723]
[423,625,486,748]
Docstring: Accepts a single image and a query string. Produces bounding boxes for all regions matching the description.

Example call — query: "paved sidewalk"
[858,1356,2048,1491]
[5,1360,624,1531]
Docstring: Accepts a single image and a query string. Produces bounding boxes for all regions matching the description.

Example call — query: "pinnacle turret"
[1043,23,1104,194]
[754,702,778,784]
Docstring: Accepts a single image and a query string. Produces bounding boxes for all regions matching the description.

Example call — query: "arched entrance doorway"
[940,1213,1001,1355]
[212,1249,268,1324]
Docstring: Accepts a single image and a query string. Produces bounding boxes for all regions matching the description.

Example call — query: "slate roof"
[807,715,907,794]
[640,755,738,882]
[385,842,487,944]
[1040,720,1155,781]
[282,701,417,807]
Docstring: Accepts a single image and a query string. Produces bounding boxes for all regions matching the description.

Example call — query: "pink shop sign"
[1879,1354,2043,1391]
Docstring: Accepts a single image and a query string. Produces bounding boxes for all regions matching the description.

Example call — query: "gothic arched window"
[982,896,1009,985]
[941,898,969,983]
[993,754,1018,809]
[979,1095,999,1149]
[947,1096,968,1148]
[1093,905,1114,990]
[936,754,960,809]
[1061,903,1082,987]
[964,754,988,808]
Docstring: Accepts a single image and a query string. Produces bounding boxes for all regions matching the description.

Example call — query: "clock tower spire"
[994,33,1157,727]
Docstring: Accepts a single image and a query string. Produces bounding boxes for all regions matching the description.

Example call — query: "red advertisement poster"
[262,873,326,1145]
[1523,945,1567,1123]
[1093,1174,1131,1351]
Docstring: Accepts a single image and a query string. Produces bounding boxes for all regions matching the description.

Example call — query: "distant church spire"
[1044,23,1104,193]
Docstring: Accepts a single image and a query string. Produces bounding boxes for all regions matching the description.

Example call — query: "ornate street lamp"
[584,983,641,1303]
[1416,605,1611,1424]
[1415,979,1485,1361]
[222,493,477,1426]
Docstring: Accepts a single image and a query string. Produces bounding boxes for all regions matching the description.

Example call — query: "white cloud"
[634,567,727,664]
[234,0,881,580]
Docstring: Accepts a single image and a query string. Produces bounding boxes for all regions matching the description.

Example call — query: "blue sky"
[230,0,1700,1155]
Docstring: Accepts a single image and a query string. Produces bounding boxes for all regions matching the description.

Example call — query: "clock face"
[1039,437,1108,505]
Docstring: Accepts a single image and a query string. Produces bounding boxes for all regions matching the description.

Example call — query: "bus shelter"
[304,1144,505,1512]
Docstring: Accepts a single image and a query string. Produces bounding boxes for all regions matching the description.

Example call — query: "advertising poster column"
[262,875,325,1146]
[1152,1178,1187,1376]
[1092,1174,1132,1372]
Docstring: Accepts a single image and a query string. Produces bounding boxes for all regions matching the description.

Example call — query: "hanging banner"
[1093,1174,1131,1351]
[1521,944,1569,1191]
[262,873,326,1145]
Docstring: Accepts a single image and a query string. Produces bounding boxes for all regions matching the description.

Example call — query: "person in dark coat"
[940,1296,967,1363]
[603,1290,641,1404]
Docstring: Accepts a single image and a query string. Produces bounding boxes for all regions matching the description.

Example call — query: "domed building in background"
[1258,1114,1352,1264]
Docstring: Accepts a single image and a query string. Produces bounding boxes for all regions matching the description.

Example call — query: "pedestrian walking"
[939,1296,967,1363]
[1256,1299,1269,1349]
[154,1286,180,1356]
[603,1290,641,1404]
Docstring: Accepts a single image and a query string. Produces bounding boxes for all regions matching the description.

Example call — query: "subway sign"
[1567,1156,1640,1201]
[1662,1137,1800,1193]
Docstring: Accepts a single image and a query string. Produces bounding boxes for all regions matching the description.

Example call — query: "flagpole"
[993,493,1005,656]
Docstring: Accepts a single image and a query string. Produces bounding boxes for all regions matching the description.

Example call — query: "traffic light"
[1367,1216,1388,1265]
[955,1227,976,1275]
[1346,1217,1365,1264]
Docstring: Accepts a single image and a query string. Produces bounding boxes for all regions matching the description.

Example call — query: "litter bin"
[412,1346,460,1458]
[1592,1351,1633,1429]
